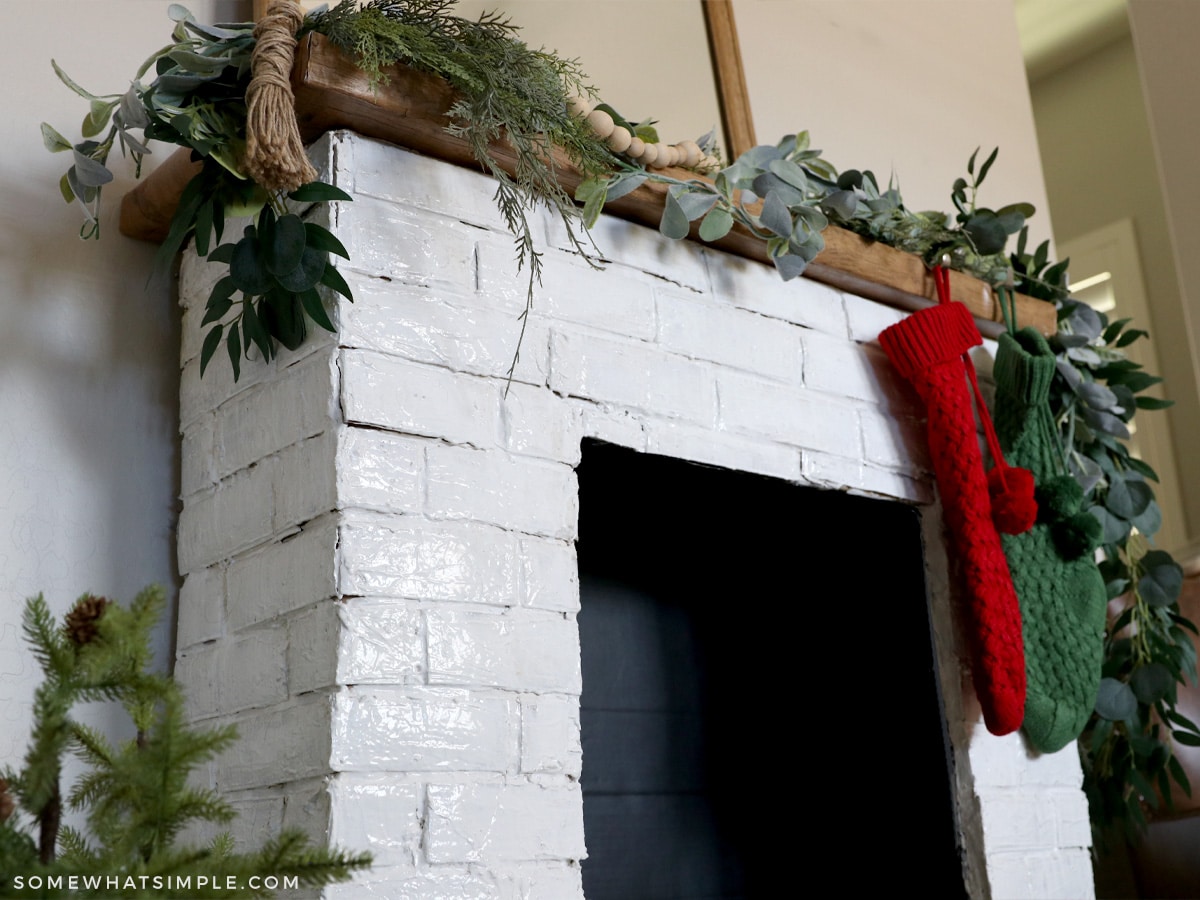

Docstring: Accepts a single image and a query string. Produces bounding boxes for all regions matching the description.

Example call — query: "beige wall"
[0,0,249,769]
[735,0,1054,252]
[453,0,724,153]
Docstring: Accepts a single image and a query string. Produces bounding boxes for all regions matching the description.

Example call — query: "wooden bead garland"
[568,96,720,172]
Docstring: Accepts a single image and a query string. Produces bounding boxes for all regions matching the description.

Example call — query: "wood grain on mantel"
[119,33,1055,336]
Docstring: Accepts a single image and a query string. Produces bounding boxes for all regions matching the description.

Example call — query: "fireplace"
[173,131,1095,898]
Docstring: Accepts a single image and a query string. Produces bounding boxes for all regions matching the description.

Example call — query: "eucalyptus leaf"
[71,151,113,188]
[820,189,857,220]
[274,246,327,293]
[605,172,646,203]
[698,207,733,242]
[752,172,804,208]
[772,252,807,281]
[1095,677,1138,721]
[1130,499,1163,537]
[1132,663,1174,704]
[1077,381,1119,409]
[266,214,307,276]
[659,192,690,240]
[1065,302,1104,339]
[41,123,73,153]
[1139,555,1183,607]
[230,235,272,295]
[767,158,809,192]
[673,187,719,221]
[119,86,150,129]
[261,291,306,351]
[1089,505,1129,545]
[759,190,792,238]
[963,213,1007,255]
[167,48,231,75]
[1082,407,1131,440]
[51,59,101,101]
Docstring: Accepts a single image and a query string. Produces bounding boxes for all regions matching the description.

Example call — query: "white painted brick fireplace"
[173,131,1094,899]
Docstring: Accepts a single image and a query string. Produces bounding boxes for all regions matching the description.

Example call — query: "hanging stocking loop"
[933,266,1037,534]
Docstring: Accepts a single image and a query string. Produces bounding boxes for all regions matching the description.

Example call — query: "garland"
[44,0,1195,846]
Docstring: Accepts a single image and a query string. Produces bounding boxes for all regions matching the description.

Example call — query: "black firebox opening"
[576,440,966,899]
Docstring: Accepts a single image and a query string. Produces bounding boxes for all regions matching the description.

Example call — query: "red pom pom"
[988,466,1037,535]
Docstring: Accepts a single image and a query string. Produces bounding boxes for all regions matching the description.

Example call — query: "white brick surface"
[550,330,716,424]
[521,695,582,776]
[337,274,550,386]
[338,516,519,605]
[176,564,224,650]
[335,427,425,515]
[706,251,848,336]
[518,537,580,613]
[328,775,423,869]
[424,782,585,863]
[340,350,501,447]
[717,370,860,458]
[215,697,332,791]
[425,608,581,694]
[656,289,803,382]
[332,687,518,772]
[424,445,578,539]
[176,133,1085,900]
[225,517,338,630]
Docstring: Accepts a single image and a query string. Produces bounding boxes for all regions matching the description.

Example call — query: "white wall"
[0,0,248,776]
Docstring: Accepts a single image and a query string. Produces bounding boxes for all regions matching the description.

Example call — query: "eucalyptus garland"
[45,1,617,381]
[45,5,353,379]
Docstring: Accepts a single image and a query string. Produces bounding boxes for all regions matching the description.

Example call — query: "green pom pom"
[1036,474,1084,521]
[1053,511,1103,560]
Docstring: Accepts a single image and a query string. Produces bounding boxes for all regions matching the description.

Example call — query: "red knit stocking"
[879,299,1026,735]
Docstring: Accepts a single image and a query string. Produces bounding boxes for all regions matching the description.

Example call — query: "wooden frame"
[701,0,757,160]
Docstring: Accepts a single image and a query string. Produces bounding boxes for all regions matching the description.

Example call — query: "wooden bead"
[679,140,701,168]
[606,126,632,154]
[626,137,646,159]
[649,143,671,168]
[567,96,593,118]
[639,142,659,166]
[586,109,615,139]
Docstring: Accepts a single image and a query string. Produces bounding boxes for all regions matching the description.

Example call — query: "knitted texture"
[880,303,1025,735]
[993,328,1107,753]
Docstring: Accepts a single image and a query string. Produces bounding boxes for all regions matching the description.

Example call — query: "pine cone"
[64,594,111,647]
[0,778,13,822]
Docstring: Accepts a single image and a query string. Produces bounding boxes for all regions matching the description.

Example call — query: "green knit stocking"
[993,328,1108,753]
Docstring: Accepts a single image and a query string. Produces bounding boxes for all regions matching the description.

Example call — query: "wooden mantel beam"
[118,33,1056,336]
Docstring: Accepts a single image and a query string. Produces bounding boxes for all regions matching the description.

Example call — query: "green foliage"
[311,0,616,379]
[1053,298,1197,846]
[0,587,371,897]
[579,131,831,281]
[46,4,353,382]
[586,141,1070,301]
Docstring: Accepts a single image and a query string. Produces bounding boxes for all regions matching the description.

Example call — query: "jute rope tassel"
[242,0,318,192]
